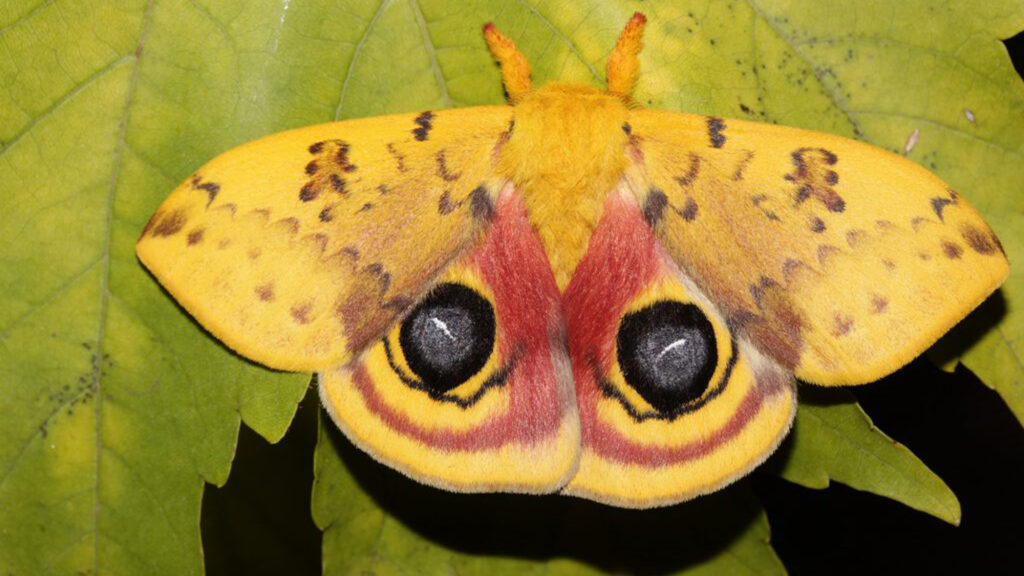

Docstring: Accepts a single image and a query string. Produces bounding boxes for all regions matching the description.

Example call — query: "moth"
[137,15,1008,508]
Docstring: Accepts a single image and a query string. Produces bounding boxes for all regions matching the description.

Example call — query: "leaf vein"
[0,0,57,37]
[335,0,391,120]
[0,56,133,157]
[90,1,157,572]
[410,0,453,108]
[511,0,602,85]
[744,0,864,138]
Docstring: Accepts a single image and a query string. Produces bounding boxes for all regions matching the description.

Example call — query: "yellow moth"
[137,14,1008,508]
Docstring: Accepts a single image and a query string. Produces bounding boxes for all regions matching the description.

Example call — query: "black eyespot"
[399,283,495,394]
[616,301,718,414]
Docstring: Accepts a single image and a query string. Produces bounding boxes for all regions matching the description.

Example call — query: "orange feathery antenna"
[606,12,647,97]
[483,22,533,99]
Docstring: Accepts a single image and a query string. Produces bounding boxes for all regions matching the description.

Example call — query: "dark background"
[201,33,1024,575]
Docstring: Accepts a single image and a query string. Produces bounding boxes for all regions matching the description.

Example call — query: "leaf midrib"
[89,0,157,572]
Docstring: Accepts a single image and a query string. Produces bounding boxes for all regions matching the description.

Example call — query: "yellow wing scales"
[626,110,1009,385]
[135,15,1010,509]
[137,107,513,371]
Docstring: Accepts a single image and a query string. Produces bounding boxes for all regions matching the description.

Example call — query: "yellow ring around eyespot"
[319,365,582,495]
[569,379,796,508]
[364,264,510,432]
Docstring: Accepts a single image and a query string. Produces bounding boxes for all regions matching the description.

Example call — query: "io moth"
[137,14,1008,508]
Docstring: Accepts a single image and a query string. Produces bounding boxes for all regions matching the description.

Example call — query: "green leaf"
[3,0,1022,573]
[313,415,785,576]
[766,388,961,525]
[0,1,312,574]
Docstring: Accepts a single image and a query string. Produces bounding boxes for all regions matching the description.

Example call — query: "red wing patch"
[560,190,796,508]
[319,190,579,494]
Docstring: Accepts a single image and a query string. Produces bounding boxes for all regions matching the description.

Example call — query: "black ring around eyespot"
[594,338,737,422]
[382,339,511,409]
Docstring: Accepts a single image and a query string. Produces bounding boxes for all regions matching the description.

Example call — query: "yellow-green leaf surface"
[767,388,961,525]
[3,0,1022,575]
[0,1,313,574]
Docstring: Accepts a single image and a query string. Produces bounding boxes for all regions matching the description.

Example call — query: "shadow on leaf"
[324,417,765,574]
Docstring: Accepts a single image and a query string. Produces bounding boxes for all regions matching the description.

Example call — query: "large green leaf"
[0,1,313,574]
[2,0,1021,574]
[767,388,960,524]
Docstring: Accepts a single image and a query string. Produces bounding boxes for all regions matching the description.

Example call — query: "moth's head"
[484,12,647,103]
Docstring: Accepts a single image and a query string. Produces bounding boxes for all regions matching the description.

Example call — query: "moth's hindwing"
[319,192,580,494]
[561,190,796,508]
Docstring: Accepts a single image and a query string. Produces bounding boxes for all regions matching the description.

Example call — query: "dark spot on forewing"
[817,244,841,265]
[299,183,318,202]
[870,294,888,314]
[439,191,456,215]
[845,229,867,247]
[674,154,702,188]
[438,184,492,220]
[256,283,275,302]
[786,147,844,213]
[152,209,187,237]
[706,117,726,148]
[329,174,346,193]
[942,241,963,259]
[341,245,360,260]
[961,224,999,255]
[276,217,300,234]
[749,276,778,309]
[191,175,220,207]
[187,228,205,245]
[291,302,312,324]
[931,190,959,221]
[364,262,391,295]
[470,186,494,221]
[386,143,408,172]
[832,313,854,336]
[681,198,698,221]
[300,140,354,202]
[413,111,435,141]
[436,150,462,182]
[732,150,754,181]
[644,188,667,225]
